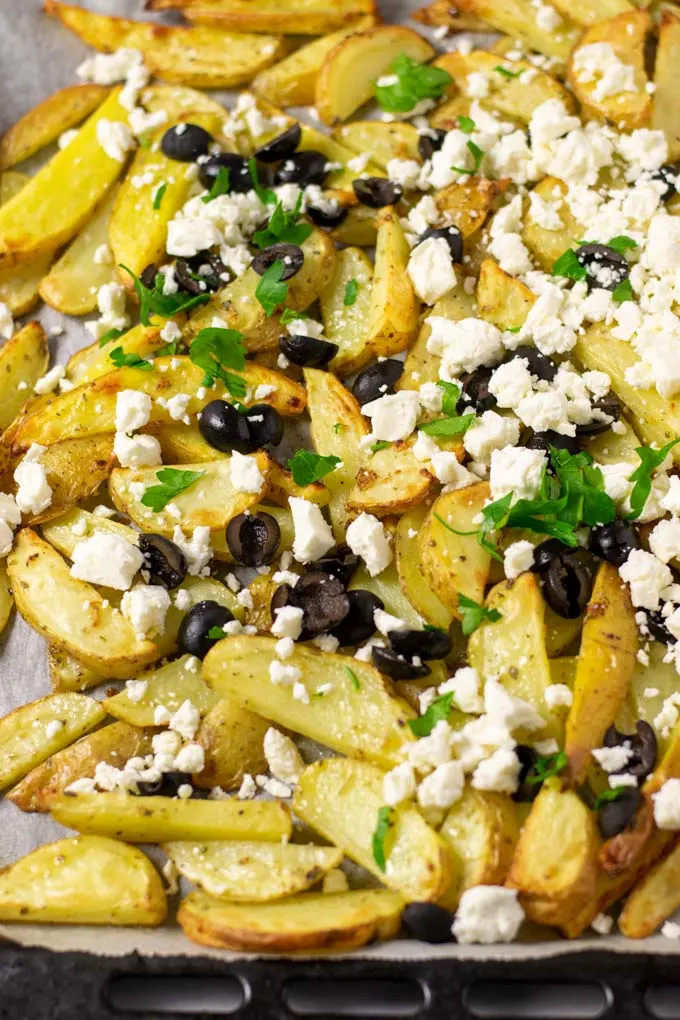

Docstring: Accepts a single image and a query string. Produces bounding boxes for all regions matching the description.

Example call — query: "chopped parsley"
[458,594,502,636]
[494,64,521,79]
[252,193,313,249]
[108,347,153,371]
[418,381,475,436]
[451,139,484,176]
[152,182,167,210]
[527,750,568,786]
[344,665,361,691]
[612,278,634,304]
[208,626,227,639]
[371,440,391,452]
[607,235,638,255]
[255,259,288,316]
[247,158,277,205]
[288,450,341,486]
[374,53,452,113]
[119,265,210,326]
[344,278,359,306]
[141,468,205,513]
[408,692,456,737]
[332,422,343,434]
[626,437,680,521]
[594,786,627,811]
[372,805,395,872]
[98,327,126,348]
[188,327,247,398]
[458,115,475,133]
[552,247,587,282]
[280,307,300,325]
[202,166,230,203]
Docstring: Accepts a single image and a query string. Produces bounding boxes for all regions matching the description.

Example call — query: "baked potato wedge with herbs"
[0,176,54,316]
[148,0,377,35]
[0,322,49,433]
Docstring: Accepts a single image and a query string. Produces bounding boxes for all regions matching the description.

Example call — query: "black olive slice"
[271,572,350,639]
[502,345,557,382]
[372,645,431,680]
[388,628,452,661]
[532,540,594,619]
[512,745,541,803]
[353,177,402,208]
[274,150,328,187]
[603,721,657,779]
[309,546,359,588]
[251,243,304,280]
[161,123,213,162]
[226,512,281,567]
[460,367,496,413]
[589,521,640,567]
[651,162,680,201]
[352,359,404,405]
[575,243,629,292]
[140,263,159,289]
[254,124,302,163]
[644,609,677,646]
[524,430,580,456]
[417,129,447,161]
[137,771,196,797]
[575,393,622,437]
[198,151,252,193]
[178,600,235,659]
[244,403,284,448]
[598,787,642,839]
[402,902,455,943]
[419,225,463,263]
[331,589,383,646]
[175,253,227,295]
[199,399,251,454]
[138,533,187,590]
[279,333,338,367]
[307,203,349,229]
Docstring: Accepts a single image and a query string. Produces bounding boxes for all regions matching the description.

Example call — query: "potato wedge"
[419,484,492,616]
[434,178,503,242]
[448,0,579,63]
[166,841,343,901]
[252,19,376,106]
[0,836,166,926]
[142,85,229,125]
[438,788,519,909]
[316,25,434,125]
[294,758,451,901]
[14,356,305,451]
[47,646,104,694]
[348,441,435,518]
[398,284,477,392]
[412,0,488,32]
[331,203,378,247]
[39,187,119,315]
[151,0,376,34]
[395,508,453,631]
[193,698,270,791]
[65,323,167,385]
[476,259,535,331]
[335,121,420,169]
[22,435,116,525]
[203,635,415,768]
[565,562,637,786]
[8,529,158,678]
[0,562,13,637]
[365,207,419,359]
[321,246,374,377]
[44,2,286,89]
[8,722,151,813]
[522,178,584,275]
[179,888,403,952]
[0,88,130,271]
[104,655,220,727]
[652,7,680,162]
[0,321,49,433]
[51,791,292,843]
[567,10,652,131]
[0,175,54,315]
[550,0,632,26]
[349,562,424,630]
[0,84,110,172]
[0,692,105,791]
[618,839,680,938]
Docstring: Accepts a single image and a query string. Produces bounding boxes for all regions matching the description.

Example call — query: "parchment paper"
[1,0,679,960]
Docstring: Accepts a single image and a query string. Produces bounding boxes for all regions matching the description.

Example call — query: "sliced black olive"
[175,253,227,295]
[645,609,677,645]
[417,129,447,161]
[140,263,159,289]
[274,150,328,187]
[309,546,359,588]
[402,902,455,944]
[137,771,196,797]
[279,333,338,367]
[226,511,281,567]
[138,533,187,590]
[251,242,304,281]
[512,745,541,803]
[352,359,404,405]
[460,367,496,413]
[372,645,431,680]
[244,403,284,448]
[199,399,251,454]
[525,429,580,456]
[419,225,463,263]
[502,345,557,383]
[307,203,348,229]
[198,151,252,193]
[178,600,234,659]
[532,540,594,619]
[388,628,452,661]
[651,162,680,201]
[575,393,622,437]
[272,572,350,639]
[353,177,403,208]
[589,521,640,567]
[331,589,383,645]
[575,243,629,292]
[254,124,301,163]
[603,720,657,780]
[161,123,213,162]
[598,787,642,839]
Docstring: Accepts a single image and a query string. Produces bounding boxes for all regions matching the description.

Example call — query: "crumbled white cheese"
[121,583,171,638]
[362,390,421,443]
[70,533,144,590]
[346,513,393,577]
[407,237,457,305]
[263,727,304,785]
[453,886,525,944]
[289,497,335,563]
[653,778,680,829]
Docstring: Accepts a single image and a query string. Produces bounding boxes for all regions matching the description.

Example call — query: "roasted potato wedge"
[334,121,420,169]
[0,176,54,315]
[203,635,415,768]
[395,507,453,630]
[104,655,220,727]
[522,178,584,275]
[315,25,434,125]
[142,84,229,124]
[0,692,105,791]
[348,442,435,518]
[0,321,49,433]
[321,246,374,377]
[364,206,419,359]
[0,836,166,926]
[294,758,452,901]
[179,888,403,952]
[618,839,680,938]
[550,0,633,26]
[20,435,116,525]
[412,0,488,32]
[434,178,503,242]
[65,323,167,385]
[397,284,477,392]
[44,2,286,89]
[150,0,376,34]
[476,259,535,331]
[51,792,292,843]
[652,6,680,161]
[165,841,343,901]
[193,698,270,791]
[47,646,104,694]
[0,562,13,637]
[448,0,579,63]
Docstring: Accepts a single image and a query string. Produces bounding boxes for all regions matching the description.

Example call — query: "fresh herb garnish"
[119,265,210,326]
[607,235,638,255]
[458,594,502,636]
[152,182,167,210]
[527,750,568,786]
[612,278,634,304]
[458,115,475,133]
[408,692,456,737]
[506,326,521,333]
[208,626,226,639]
[344,665,361,691]
[552,247,587,282]
[344,278,359,306]
[98,327,126,348]
[626,437,680,521]
[252,193,313,249]
[202,166,230,204]
[371,440,391,452]
[280,307,300,325]
[494,64,521,79]
[247,158,277,205]
[255,259,288,316]
[108,347,153,371]
[141,468,205,513]
[451,139,484,176]
[594,786,627,811]
[288,449,341,486]
[418,381,475,435]
[189,327,247,397]
[372,805,395,872]
[374,53,453,113]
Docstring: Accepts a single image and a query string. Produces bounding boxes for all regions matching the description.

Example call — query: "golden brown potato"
[522,178,584,274]
[149,0,377,35]
[435,178,503,241]
[335,121,420,169]
[0,321,48,433]
[364,207,420,359]
[447,0,579,63]
[348,441,435,518]
[652,6,680,161]
[0,175,54,316]
[193,697,270,791]
[47,646,104,694]
[0,84,110,171]
[618,839,680,938]
[395,507,453,630]
[321,246,375,377]
[104,656,220,727]
[476,259,535,331]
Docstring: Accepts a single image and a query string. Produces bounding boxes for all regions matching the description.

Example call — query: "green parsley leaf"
[138,134,151,149]
[371,440,391,453]
[189,327,247,398]
[208,626,226,639]
[408,692,456,737]
[594,786,627,811]
[451,139,484,175]
[627,437,680,521]
[280,307,300,325]
[202,166,230,204]
[98,327,126,348]
[152,182,167,210]
[154,338,180,358]
[332,422,343,434]
[344,665,361,691]
[458,594,502,636]
[419,414,475,436]
[141,468,205,513]
[494,64,521,79]
[612,277,634,304]
[550,447,616,528]
[458,115,475,133]
[252,194,313,249]
[247,158,277,205]
[108,347,153,371]
[506,326,521,333]
[344,278,359,306]
[607,235,638,255]
[552,247,587,282]
[119,265,210,326]
[374,53,453,113]
[288,449,341,486]
[372,805,395,872]
[436,380,460,416]
[255,259,288,316]
[527,750,568,786]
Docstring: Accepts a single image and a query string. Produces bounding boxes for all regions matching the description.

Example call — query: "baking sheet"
[1,0,679,961]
